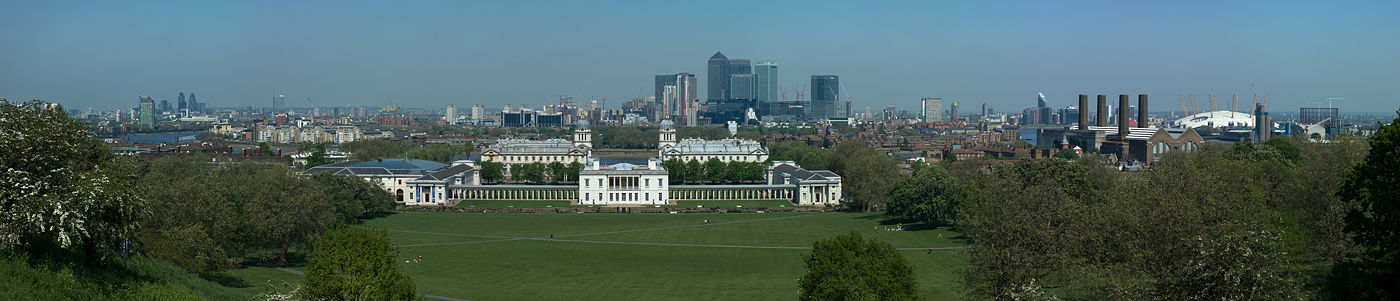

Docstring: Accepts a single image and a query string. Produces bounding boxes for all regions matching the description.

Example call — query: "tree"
[231,163,334,266]
[886,164,963,226]
[685,159,704,183]
[305,143,334,168]
[0,99,147,262]
[300,225,416,300]
[566,161,583,182]
[138,156,237,274]
[312,173,396,224]
[547,162,567,182]
[481,161,505,182]
[799,231,917,301]
[259,142,276,156]
[1053,148,1079,160]
[663,159,685,184]
[703,158,726,183]
[830,142,898,211]
[1329,112,1400,299]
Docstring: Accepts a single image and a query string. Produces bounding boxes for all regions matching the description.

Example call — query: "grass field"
[233,211,967,300]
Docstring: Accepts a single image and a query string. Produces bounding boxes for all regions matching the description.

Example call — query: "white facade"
[767,161,843,206]
[577,159,668,205]
[660,138,768,163]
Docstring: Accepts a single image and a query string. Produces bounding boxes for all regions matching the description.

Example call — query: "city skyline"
[2,1,1398,112]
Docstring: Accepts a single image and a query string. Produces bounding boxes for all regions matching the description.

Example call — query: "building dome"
[659,119,674,130]
[575,119,589,129]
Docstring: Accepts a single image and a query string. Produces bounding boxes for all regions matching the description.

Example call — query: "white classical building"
[305,159,470,205]
[766,161,843,206]
[657,120,768,163]
[577,158,668,205]
[479,121,593,176]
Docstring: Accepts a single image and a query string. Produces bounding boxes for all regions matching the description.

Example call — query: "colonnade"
[669,187,793,200]
[450,187,578,200]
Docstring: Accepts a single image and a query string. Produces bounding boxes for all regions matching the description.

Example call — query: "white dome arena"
[1169,111,1255,128]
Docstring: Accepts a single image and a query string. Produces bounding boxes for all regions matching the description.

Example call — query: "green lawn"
[338,212,967,300]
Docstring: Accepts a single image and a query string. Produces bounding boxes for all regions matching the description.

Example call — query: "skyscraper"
[810,75,840,120]
[728,74,755,100]
[273,94,286,113]
[138,96,155,129]
[655,73,697,122]
[707,52,728,100]
[950,101,959,121]
[445,104,458,124]
[188,93,199,114]
[755,61,778,103]
[922,97,943,122]
[159,100,170,113]
[177,92,187,115]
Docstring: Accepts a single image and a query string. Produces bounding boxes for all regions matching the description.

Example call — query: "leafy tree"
[663,159,685,184]
[0,99,147,262]
[305,143,335,168]
[231,162,334,266]
[547,162,567,182]
[566,161,583,182]
[886,164,963,225]
[830,142,898,211]
[259,142,276,156]
[684,159,704,183]
[1328,112,1400,299]
[1053,148,1079,160]
[300,225,415,300]
[312,173,396,224]
[799,231,916,301]
[480,161,505,182]
[138,156,237,274]
[1264,137,1302,163]
[703,158,726,183]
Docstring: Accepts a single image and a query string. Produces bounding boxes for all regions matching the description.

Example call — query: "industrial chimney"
[1096,95,1108,127]
[1118,94,1130,140]
[1138,94,1148,128]
[1079,94,1089,130]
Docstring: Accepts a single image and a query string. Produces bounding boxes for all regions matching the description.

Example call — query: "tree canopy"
[299,225,416,300]
[799,231,917,301]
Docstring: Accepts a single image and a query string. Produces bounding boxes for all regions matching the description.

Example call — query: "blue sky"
[2,0,1397,113]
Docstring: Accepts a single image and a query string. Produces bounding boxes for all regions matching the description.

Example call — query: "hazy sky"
[3,0,1398,113]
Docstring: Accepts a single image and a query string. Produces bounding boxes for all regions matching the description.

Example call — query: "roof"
[1169,111,1255,128]
[483,138,587,155]
[305,159,447,176]
[771,163,839,182]
[661,138,766,155]
[415,164,476,181]
[583,161,664,172]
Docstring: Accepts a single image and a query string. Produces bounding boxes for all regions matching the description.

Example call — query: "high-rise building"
[707,52,729,100]
[188,93,199,114]
[177,93,187,116]
[950,101,959,121]
[982,103,989,117]
[755,61,778,103]
[728,74,755,100]
[445,105,458,124]
[138,96,156,129]
[273,94,286,113]
[1299,107,1340,136]
[471,105,484,122]
[656,73,697,124]
[921,97,943,122]
[159,100,170,113]
[811,75,840,120]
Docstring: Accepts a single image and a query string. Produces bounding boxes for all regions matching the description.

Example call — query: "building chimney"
[1096,94,1108,127]
[1118,94,1130,140]
[1138,94,1148,128]
[1078,94,1089,130]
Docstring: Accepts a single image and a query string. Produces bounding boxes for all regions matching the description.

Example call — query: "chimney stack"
[1096,95,1108,126]
[1118,94,1130,140]
[1138,94,1148,128]
[1078,94,1089,130]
